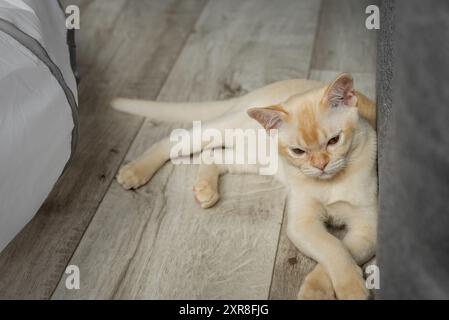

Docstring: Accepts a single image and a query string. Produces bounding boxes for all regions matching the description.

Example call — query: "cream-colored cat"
[112,73,377,300]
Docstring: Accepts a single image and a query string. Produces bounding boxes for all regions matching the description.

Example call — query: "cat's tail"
[111,97,238,122]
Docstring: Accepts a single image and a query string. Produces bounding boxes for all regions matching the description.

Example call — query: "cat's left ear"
[247,105,288,130]
[323,73,357,108]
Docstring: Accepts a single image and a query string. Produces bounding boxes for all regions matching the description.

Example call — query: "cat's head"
[248,73,360,180]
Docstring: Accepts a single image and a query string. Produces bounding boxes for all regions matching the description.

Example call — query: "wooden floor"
[0,0,376,299]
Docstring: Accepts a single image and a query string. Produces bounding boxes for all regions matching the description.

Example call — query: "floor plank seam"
[307,0,325,80]
[267,193,288,299]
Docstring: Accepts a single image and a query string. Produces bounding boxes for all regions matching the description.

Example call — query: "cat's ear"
[323,73,357,108]
[247,105,288,130]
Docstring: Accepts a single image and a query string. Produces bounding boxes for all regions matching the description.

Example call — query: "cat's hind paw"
[193,180,220,209]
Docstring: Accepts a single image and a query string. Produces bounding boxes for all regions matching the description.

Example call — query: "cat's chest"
[288,170,376,207]
[324,171,377,206]
[280,161,377,207]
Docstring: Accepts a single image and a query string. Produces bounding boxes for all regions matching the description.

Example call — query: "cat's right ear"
[247,106,288,130]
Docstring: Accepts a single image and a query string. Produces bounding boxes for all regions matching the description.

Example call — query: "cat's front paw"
[333,266,369,300]
[298,265,335,300]
[117,162,149,190]
[193,180,220,209]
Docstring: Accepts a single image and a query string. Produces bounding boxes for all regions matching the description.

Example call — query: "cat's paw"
[298,266,335,300]
[333,266,369,300]
[193,180,220,209]
[117,163,149,190]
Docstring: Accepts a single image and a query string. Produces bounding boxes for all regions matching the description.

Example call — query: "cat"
[111,73,377,300]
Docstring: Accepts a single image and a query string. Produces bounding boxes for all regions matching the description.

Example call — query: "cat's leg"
[117,113,247,190]
[298,202,376,300]
[287,199,369,300]
[327,201,377,265]
[117,137,173,190]
[193,148,260,208]
[194,150,221,209]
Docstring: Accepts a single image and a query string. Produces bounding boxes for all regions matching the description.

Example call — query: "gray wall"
[377,0,449,299]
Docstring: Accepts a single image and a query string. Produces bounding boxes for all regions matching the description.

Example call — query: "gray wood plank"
[311,0,377,73]
[52,0,322,299]
[0,0,207,299]
[269,0,377,300]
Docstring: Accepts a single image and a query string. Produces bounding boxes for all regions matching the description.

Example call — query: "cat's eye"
[290,147,305,156]
[327,135,340,146]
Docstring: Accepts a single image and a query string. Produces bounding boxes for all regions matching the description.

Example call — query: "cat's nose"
[312,159,329,171]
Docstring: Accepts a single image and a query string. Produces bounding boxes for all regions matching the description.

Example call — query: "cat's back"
[234,79,325,112]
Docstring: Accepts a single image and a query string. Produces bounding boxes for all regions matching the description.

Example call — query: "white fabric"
[2,0,34,14]
[0,0,77,252]
[23,0,78,101]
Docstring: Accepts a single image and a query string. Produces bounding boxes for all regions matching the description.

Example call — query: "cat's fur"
[112,73,377,300]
